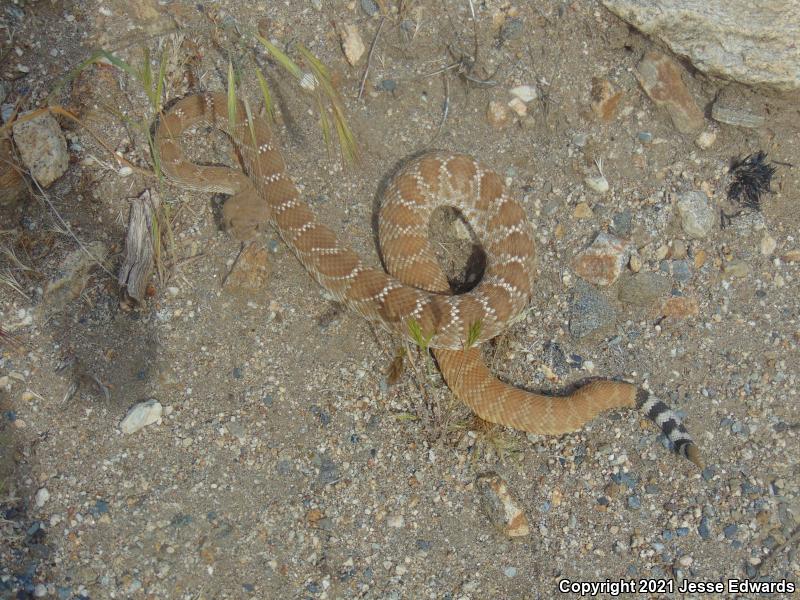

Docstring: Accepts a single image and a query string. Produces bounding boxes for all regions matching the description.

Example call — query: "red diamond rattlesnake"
[156,93,702,467]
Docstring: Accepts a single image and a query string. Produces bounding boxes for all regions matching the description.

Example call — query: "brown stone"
[224,243,272,293]
[591,78,623,122]
[782,250,800,262]
[486,100,510,128]
[662,296,699,318]
[573,202,594,219]
[636,52,704,134]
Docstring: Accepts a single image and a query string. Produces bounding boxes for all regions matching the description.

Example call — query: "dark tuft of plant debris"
[727,151,777,211]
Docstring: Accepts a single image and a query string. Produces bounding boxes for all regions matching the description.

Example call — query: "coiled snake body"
[157,93,702,467]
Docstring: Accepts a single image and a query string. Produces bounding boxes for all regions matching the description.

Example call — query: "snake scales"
[156,93,702,468]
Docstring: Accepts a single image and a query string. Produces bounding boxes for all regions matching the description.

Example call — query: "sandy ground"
[1,1,799,598]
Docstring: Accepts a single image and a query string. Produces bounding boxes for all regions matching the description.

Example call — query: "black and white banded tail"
[636,389,703,468]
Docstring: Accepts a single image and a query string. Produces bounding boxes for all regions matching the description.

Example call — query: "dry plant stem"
[358,17,386,101]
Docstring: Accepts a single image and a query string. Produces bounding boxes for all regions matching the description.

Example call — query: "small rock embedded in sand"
[662,296,699,318]
[724,260,751,278]
[12,110,69,187]
[340,24,365,66]
[782,250,800,262]
[476,472,530,537]
[507,97,527,117]
[760,234,777,256]
[224,242,272,293]
[677,191,714,238]
[570,281,618,340]
[35,487,50,507]
[573,202,594,219]
[509,85,537,103]
[120,399,163,434]
[618,273,670,307]
[572,233,630,286]
[712,85,766,128]
[694,130,717,149]
[386,514,404,528]
[590,77,623,122]
[636,51,704,134]
[486,101,510,128]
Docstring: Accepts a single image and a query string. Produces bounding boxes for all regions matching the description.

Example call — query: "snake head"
[222,193,272,240]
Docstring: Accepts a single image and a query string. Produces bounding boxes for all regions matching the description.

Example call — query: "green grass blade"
[141,47,153,104]
[296,44,330,83]
[154,48,168,114]
[255,68,274,120]
[95,49,138,79]
[255,34,303,80]
[227,60,237,134]
[465,320,482,348]
[316,96,332,157]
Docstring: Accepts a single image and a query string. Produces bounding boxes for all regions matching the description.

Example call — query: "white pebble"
[509,85,537,103]
[120,399,163,434]
[118,166,133,177]
[694,130,717,149]
[585,174,609,194]
[35,487,50,507]
[387,514,405,528]
[760,234,777,256]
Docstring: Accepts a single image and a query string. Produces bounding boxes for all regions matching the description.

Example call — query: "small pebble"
[509,85,537,103]
[486,101,510,129]
[360,0,379,16]
[503,566,517,578]
[694,130,717,149]
[698,516,711,540]
[120,399,163,434]
[35,487,50,507]
[760,234,777,256]
[677,191,714,238]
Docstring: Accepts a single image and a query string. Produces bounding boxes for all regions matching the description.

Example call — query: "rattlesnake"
[156,93,702,467]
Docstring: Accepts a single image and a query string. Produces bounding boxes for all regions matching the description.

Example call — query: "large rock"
[12,111,69,187]
[636,52,704,134]
[603,0,800,91]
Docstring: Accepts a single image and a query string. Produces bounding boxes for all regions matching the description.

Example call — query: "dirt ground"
[1,1,799,598]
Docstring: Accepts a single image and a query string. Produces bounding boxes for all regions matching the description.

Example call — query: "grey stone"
[475,472,530,537]
[611,209,633,238]
[602,0,800,91]
[677,191,714,238]
[711,85,766,128]
[618,273,670,307]
[12,110,69,187]
[569,281,618,339]
[360,0,379,16]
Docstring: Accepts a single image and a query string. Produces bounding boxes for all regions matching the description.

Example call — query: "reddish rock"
[662,296,699,318]
[591,77,624,122]
[224,242,272,293]
[572,233,630,287]
[636,52,704,134]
